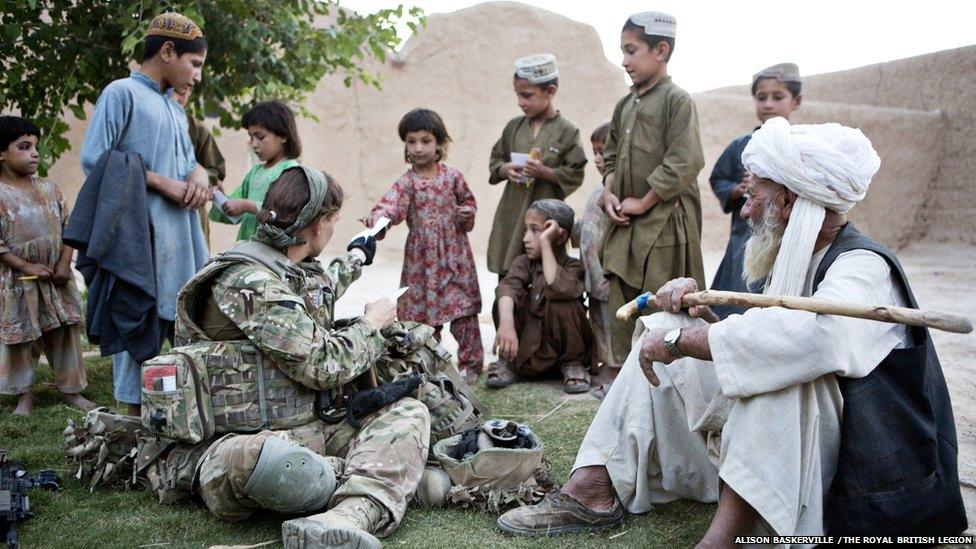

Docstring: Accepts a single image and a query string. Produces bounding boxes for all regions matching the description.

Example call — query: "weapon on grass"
[1,449,61,549]
[615,290,973,334]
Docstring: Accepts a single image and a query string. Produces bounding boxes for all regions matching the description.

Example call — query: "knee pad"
[243,435,337,514]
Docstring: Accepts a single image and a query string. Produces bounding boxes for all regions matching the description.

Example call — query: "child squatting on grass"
[0,116,96,416]
[487,198,594,394]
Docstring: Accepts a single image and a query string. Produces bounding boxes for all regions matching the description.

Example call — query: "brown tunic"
[493,253,593,377]
[487,113,587,274]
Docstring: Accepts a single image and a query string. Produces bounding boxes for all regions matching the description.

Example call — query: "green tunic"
[601,76,706,291]
[209,158,300,241]
[601,76,706,365]
[487,113,587,274]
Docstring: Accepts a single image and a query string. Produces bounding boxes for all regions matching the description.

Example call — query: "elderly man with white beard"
[496,117,967,544]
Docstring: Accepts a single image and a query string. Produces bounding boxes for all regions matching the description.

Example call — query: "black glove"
[347,235,377,265]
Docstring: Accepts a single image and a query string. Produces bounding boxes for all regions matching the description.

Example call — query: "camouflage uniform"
[177,242,431,536]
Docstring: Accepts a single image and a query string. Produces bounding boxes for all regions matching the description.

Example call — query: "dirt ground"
[336,241,976,531]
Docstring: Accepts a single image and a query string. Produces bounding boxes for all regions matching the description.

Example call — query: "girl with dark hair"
[210,100,302,241]
[362,108,484,384]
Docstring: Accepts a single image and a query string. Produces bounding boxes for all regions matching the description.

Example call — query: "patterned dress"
[0,178,86,395]
[370,164,482,326]
[0,178,83,344]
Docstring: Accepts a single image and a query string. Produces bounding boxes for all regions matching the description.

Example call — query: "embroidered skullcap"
[628,12,677,38]
[530,199,574,233]
[753,63,802,87]
[147,12,204,41]
[742,117,880,297]
[515,54,559,84]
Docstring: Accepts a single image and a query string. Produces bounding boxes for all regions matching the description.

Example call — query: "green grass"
[1,357,713,548]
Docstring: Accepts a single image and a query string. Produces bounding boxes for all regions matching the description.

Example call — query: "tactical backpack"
[141,340,317,443]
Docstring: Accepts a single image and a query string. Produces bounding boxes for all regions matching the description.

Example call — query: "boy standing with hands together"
[601,12,705,366]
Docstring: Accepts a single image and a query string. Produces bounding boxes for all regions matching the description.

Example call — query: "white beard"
[742,203,785,287]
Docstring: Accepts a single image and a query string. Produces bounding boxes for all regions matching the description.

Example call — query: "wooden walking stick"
[615,290,973,334]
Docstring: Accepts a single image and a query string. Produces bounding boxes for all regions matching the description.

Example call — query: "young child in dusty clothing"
[0,116,96,415]
[487,53,587,278]
[571,122,617,398]
[364,108,483,384]
[210,100,301,241]
[709,63,802,319]
[487,199,593,393]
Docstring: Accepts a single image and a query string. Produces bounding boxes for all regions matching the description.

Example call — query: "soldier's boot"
[281,496,385,549]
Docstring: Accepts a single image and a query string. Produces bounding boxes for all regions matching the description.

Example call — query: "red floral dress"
[369,164,482,326]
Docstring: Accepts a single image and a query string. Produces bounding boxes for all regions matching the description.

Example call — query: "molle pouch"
[141,349,214,444]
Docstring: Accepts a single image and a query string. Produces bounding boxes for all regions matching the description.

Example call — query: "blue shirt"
[80,71,209,320]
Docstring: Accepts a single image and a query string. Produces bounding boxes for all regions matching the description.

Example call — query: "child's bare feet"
[61,392,98,411]
[12,393,34,416]
[459,366,480,386]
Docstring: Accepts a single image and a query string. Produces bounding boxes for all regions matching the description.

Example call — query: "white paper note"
[352,216,391,241]
[390,286,409,301]
[510,152,531,166]
[212,190,242,223]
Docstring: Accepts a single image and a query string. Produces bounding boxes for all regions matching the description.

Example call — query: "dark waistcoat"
[814,223,967,536]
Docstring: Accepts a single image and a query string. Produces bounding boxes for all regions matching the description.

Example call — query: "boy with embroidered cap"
[601,12,705,367]
[709,63,802,318]
[488,54,588,277]
[79,12,211,415]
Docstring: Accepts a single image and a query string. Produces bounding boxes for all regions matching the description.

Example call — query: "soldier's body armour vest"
[141,241,318,443]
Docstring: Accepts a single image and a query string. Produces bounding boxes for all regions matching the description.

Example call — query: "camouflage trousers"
[196,397,430,537]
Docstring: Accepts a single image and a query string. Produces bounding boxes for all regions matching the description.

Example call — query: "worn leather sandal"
[560,362,591,394]
[496,491,625,536]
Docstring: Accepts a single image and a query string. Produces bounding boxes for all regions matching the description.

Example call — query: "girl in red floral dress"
[363,109,484,384]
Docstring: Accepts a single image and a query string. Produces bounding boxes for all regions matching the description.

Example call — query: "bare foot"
[12,393,33,416]
[126,403,141,417]
[459,366,480,386]
[561,465,617,511]
[61,392,98,411]
[697,483,758,548]
[590,363,620,386]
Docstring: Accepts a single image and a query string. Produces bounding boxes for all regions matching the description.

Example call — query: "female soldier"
[176,165,430,549]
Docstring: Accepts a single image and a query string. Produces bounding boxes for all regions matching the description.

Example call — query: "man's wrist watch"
[663,328,684,359]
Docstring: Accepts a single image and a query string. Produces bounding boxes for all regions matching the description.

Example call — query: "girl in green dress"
[210,101,301,241]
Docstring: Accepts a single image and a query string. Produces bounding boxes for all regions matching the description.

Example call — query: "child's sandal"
[561,362,591,394]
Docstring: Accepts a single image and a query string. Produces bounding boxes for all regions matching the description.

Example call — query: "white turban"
[741,117,881,296]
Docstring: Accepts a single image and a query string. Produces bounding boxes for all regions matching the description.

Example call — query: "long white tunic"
[574,248,909,541]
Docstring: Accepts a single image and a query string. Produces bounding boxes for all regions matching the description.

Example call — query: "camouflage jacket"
[175,241,385,392]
